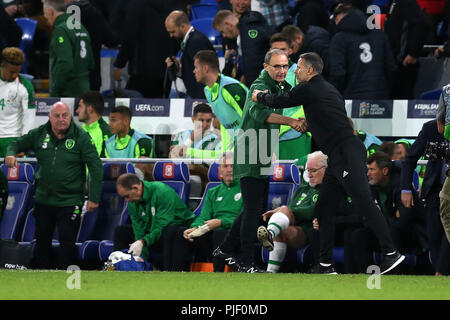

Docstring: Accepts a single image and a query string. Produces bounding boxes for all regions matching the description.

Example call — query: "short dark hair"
[281,25,304,41]
[379,141,395,159]
[194,50,220,72]
[80,91,105,116]
[367,151,392,172]
[110,105,132,120]
[117,173,141,190]
[299,52,324,74]
[270,33,291,47]
[193,103,212,116]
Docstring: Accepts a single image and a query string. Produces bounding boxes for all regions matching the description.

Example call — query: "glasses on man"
[306,165,326,173]
[269,64,290,71]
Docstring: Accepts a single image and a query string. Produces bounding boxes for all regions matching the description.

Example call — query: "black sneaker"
[257,226,274,251]
[312,264,338,275]
[380,251,405,275]
[212,247,240,271]
[237,263,266,273]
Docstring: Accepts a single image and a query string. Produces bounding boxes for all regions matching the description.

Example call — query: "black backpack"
[0,239,33,270]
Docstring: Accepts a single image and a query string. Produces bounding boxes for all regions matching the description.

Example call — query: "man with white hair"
[257,151,327,273]
[5,101,102,269]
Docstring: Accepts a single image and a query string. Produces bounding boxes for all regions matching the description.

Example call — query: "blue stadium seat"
[14,18,38,74]
[419,88,442,100]
[268,163,300,209]
[437,20,450,40]
[190,17,222,47]
[189,3,218,20]
[0,163,35,240]
[193,161,222,216]
[153,161,191,204]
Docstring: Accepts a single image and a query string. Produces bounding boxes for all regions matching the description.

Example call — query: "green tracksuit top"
[128,181,195,260]
[233,71,290,180]
[6,120,103,207]
[49,13,94,97]
[82,118,112,157]
[288,182,320,239]
[190,180,242,229]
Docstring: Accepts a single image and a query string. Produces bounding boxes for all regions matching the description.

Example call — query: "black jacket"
[0,6,21,52]
[294,0,330,33]
[181,29,214,98]
[66,0,119,90]
[329,10,397,99]
[383,0,430,63]
[400,120,446,200]
[257,74,354,155]
[238,11,274,86]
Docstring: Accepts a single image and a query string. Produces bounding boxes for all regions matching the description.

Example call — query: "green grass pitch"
[0,270,449,300]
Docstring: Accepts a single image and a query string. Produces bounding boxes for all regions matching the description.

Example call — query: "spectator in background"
[172,152,242,271]
[5,102,103,269]
[379,140,396,159]
[255,0,291,31]
[164,10,214,99]
[106,106,154,181]
[393,139,413,161]
[348,117,382,157]
[114,173,196,270]
[43,0,94,98]
[400,120,450,276]
[292,0,330,33]
[383,0,430,99]
[76,91,111,158]
[0,5,22,52]
[113,0,178,98]
[329,4,397,99]
[257,151,327,273]
[213,9,273,86]
[0,47,35,157]
[281,24,330,78]
[64,0,119,91]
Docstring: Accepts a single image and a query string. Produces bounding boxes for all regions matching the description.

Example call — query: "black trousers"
[219,177,269,265]
[315,136,395,264]
[113,224,185,271]
[425,193,450,275]
[34,203,81,269]
[126,74,165,98]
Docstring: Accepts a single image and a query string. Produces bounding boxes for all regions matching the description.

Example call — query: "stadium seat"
[437,20,450,40]
[153,161,191,204]
[268,163,300,209]
[0,163,35,241]
[419,88,442,100]
[189,3,218,20]
[190,17,222,48]
[14,18,38,74]
[192,161,221,216]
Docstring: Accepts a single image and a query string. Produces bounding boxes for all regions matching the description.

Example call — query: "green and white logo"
[248,30,258,39]
[65,139,75,150]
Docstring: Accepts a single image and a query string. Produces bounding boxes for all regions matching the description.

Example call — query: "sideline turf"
[0,270,449,300]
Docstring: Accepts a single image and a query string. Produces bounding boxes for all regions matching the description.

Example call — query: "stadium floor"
[0,270,449,300]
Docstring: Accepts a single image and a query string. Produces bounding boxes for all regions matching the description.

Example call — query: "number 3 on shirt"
[359,43,373,64]
[80,40,87,59]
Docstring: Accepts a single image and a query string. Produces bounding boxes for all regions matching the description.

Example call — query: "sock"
[267,241,287,273]
[267,212,290,239]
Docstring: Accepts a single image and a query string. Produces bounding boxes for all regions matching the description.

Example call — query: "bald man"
[5,101,103,269]
[164,10,214,98]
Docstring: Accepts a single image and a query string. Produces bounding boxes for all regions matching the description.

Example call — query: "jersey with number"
[49,13,94,97]
[0,71,35,137]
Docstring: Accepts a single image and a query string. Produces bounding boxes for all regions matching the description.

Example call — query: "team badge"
[248,30,258,39]
[65,139,75,149]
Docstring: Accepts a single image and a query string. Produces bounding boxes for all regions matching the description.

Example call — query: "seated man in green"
[257,151,327,273]
[114,173,196,270]
[106,106,154,180]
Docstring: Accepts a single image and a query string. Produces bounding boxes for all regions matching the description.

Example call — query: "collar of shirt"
[181,26,195,51]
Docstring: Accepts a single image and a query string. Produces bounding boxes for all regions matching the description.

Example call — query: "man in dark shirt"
[252,52,405,274]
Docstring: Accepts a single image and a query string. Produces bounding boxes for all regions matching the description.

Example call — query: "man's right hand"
[401,192,414,208]
[183,227,196,242]
[290,118,308,132]
[5,156,17,168]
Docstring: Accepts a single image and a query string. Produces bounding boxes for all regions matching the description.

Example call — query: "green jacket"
[288,182,320,240]
[233,71,290,180]
[82,118,112,158]
[128,181,195,260]
[50,13,94,97]
[6,120,103,207]
[191,180,242,229]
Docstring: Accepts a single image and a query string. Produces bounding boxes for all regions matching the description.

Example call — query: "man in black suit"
[165,10,214,99]
[400,120,450,275]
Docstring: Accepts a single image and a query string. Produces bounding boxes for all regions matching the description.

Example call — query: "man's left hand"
[86,200,99,212]
[252,89,268,102]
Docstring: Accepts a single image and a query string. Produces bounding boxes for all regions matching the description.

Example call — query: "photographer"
[436,83,450,243]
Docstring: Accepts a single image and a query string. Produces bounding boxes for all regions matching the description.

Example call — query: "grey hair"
[220,151,234,164]
[307,151,328,168]
[298,52,324,75]
[264,48,288,64]
[42,0,66,12]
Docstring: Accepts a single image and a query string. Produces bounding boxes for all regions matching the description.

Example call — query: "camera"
[424,141,450,163]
